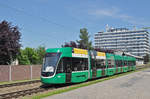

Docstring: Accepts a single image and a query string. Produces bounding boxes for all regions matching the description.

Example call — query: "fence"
[0,65,41,82]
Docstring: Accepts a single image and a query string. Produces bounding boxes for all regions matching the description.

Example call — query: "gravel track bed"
[0,82,42,95]
[0,65,149,99]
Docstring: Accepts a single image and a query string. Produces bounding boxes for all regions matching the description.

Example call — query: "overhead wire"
[0,3,67,28]
[0,2,71,47]
[0,2,106,47]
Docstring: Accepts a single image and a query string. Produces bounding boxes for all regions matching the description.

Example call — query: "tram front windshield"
[42,53,61,72]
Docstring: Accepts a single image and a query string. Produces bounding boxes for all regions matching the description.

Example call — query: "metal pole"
[9,51,13,82]
[30,65,32,80]
[9,65,12,82]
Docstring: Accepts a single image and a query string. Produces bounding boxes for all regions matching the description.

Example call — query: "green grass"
[26,67,149,99]
[0,78,40,85]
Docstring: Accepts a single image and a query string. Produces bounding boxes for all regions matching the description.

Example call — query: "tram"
[41,47,136,84]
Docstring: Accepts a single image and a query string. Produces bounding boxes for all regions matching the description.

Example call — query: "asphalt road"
[43,68,150,99]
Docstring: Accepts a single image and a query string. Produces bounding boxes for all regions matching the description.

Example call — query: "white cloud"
[88,7,148,26]
[89,7,119,17]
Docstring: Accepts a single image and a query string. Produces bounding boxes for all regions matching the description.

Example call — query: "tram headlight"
[45,66,54,72]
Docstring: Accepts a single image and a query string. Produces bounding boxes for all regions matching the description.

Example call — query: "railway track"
[0,65,149,99]
[136,65,150,70]
[0,84,65,99]
[0,87,49,99]
[0,80,40,88]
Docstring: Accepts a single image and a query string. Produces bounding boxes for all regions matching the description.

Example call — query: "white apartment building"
[94,26,150,57]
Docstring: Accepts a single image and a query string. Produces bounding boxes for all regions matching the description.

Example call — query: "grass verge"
[28,67,149,99]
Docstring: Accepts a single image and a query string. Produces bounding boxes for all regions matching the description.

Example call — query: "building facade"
[94,26,150,57]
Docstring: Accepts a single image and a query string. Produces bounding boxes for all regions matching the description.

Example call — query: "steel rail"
[0,65,149,99]
[0,87,50,99]
[0,80,40,88]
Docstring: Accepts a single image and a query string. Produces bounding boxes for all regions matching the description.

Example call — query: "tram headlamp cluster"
[45,66,54,72]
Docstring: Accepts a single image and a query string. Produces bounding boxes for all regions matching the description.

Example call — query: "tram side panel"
[71,48,89,83]
[90,51,107,78]
[114,54,123,74]
[106,53,116,76]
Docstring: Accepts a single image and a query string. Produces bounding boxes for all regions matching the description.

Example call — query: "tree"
[17,49,30,65]
[18,46,46,65]
[22,47,39,65]
[62,41,77,48]
[36,46,46,64]
[77,28,93,50]
[94,48,114,54]
[0,20,21,65]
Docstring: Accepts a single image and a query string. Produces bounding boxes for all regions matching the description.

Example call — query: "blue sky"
[0,0,150,48]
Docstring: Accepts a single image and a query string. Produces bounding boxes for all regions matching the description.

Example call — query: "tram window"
[119,60,122,67]
[84,59,88,70]
[115,60,122,67]
[117,60,120,67]
[130,61,135,66]
[127,61,130,66]
[119,60,123,67]
[72,58,88,71]
[124,61,128,66]
[131,61,133,66]
[130,61,132,66]
[115,60,118,67]
[111,60,114,67]
[56,59,64,73]
[107,59,114,68]
[96,59,106,69]
[128,61,131,66]
[58,57,88,72]
[91,59,96,69]
[72,58,80,71]
[96,59,101,68]
[63,57,72,73]
[102,59,106,68]
[133,61,136,65]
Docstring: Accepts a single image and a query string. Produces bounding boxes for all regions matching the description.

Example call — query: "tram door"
[65,63,72,83]
[102,59,106,76]
[63,58,72,83]
[115,60,118,73]
[92,59,97,78]
[102,68,105,76]
[92,51,97,78]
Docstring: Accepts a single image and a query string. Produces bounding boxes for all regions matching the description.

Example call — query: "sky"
[0,0,150,49]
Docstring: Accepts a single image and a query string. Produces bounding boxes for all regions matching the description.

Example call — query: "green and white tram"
[41,47,136,84]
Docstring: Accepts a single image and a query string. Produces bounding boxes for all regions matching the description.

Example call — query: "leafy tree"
[62,42,70,47]
[0,20,21,65]
[23,47,39,64]
[36,46,46,64]
[94,48,114,54]
[17,49,30,65]
[70,41,77,48]
[77,28,93,50]
[18,46,46,65]
[62,41,77,48]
